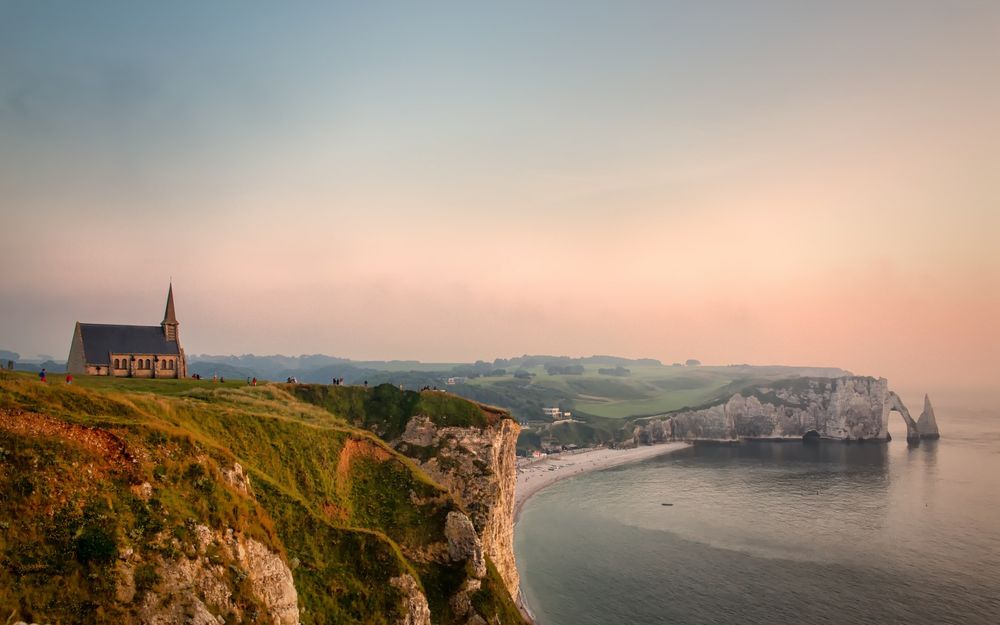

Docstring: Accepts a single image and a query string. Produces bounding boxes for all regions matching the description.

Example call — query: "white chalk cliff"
[632,377,938,443]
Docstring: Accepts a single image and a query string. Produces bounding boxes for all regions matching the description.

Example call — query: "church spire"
[162,282,178,341]
[163,282,178,324]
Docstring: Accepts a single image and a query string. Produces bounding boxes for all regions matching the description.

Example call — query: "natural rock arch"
[888,391,920,441]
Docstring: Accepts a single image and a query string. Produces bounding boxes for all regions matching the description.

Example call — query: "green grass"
[461,364,850,420]
[0,371,525,625]
[291,383,498,440]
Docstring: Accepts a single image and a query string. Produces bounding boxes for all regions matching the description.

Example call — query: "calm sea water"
[514,392,1000,625]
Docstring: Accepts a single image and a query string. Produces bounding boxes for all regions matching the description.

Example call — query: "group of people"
[32,369,385,391]
[37,368,73,384]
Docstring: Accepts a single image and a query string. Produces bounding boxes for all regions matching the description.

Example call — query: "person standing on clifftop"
[39,368,46,383]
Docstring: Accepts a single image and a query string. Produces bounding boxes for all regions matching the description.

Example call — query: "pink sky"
[1,2,997,391]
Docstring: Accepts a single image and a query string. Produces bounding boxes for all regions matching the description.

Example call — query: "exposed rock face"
[389,574,432,625]
[130,525,299,625]
[222,461,253,496]
[237,533,300,624]
[633,377,927,443]
[445,511,488,578]
[917,394,941,439]
[396,414,521,602]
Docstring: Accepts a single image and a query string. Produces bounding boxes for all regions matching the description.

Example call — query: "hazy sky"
[1,1,997,389]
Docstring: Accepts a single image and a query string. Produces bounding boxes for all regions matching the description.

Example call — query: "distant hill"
[186,354,852,452]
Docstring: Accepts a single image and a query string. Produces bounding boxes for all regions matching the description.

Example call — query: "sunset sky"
[1,1,997,390]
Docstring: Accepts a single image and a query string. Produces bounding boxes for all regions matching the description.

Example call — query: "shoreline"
[512,441,690,623]
[514,441,690,523]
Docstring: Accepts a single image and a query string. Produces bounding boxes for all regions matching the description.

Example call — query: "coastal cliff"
[630,376,936,443]
[1,373,526,625]
[294,383,526,623]
[395,414,521,603]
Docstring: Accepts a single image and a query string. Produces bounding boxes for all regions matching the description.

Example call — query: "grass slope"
[0,372,524,625]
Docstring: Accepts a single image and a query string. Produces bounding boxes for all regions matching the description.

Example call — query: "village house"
[67,284,187,378]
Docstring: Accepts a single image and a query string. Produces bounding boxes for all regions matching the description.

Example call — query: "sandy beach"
[513,441,690,622]
[514,442,690,522]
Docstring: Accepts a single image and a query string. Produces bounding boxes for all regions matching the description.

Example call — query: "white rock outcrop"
[389,574,432,625]
[396,414,521,602]
[633,377,934,443]
[133,525,299,625]
[917,394,941,439]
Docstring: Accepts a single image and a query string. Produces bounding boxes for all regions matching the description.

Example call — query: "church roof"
[163,283,178,325]
[78,323,180,365]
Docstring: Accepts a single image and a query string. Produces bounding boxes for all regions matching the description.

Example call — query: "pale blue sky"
[1,1,997,387]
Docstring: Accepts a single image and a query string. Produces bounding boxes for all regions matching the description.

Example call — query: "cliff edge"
[293,385,522,605]
[0,373,526,625]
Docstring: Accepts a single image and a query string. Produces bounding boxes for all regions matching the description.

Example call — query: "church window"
[114,358,120,369]
[145,359,151,369]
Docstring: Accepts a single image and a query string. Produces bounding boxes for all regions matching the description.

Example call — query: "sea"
[514,390,1000,625]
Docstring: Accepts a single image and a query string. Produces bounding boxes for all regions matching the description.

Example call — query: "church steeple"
[162,282,178,341]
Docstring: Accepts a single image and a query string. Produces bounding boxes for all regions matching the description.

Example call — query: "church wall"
[67,324,87,375]
[106,353,182,379]
[110,354,129,377]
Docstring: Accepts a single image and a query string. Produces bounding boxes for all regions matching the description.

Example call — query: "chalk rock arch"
[887,391,920,441]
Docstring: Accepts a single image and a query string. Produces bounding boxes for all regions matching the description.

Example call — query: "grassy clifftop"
[0,372,524,625]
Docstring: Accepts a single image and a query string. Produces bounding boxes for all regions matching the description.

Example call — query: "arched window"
[114,358,120,369]
[168,360,174,370]
[145,359,151,369]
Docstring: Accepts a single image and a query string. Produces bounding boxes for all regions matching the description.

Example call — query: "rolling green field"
[459,364,850,421]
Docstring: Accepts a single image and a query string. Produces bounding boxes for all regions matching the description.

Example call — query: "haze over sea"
[515,390,1000,625]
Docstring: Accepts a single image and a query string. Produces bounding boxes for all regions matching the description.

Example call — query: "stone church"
[67,284,187,378]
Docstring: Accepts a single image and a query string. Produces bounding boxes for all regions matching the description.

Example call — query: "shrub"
[75,525,117,564]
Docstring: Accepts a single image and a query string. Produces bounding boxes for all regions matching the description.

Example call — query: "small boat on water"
[661,503,673,506]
